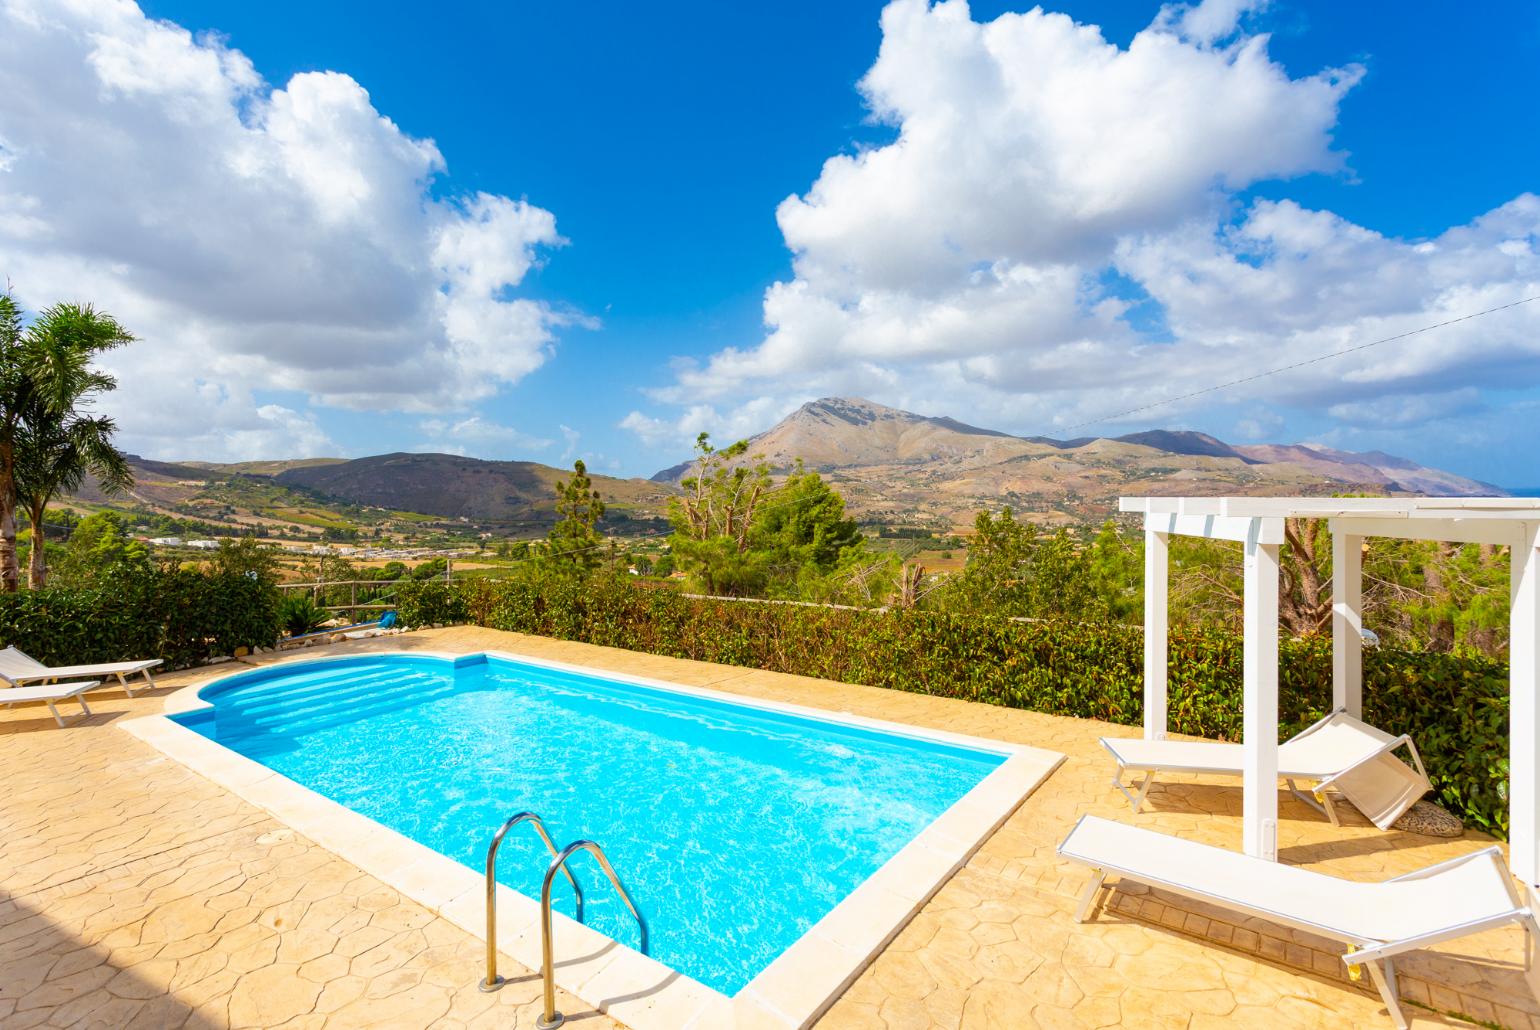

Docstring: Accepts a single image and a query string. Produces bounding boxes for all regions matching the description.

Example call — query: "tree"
[410,557,448,581]
[667,434,772,595]
[15,397,132,588]
[0,297,134,591]
[211,536,280,584]
[546,460,607,569]
[50,511,151,588]
[752,466,863,572]
[941,508,1100,620]
[1085,519,1142,622]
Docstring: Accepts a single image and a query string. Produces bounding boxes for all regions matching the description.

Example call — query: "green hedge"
[400,573,1511,837]
[0,569,281,672]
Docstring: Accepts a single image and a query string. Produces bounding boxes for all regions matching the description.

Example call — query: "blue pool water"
[173,653,1005,994]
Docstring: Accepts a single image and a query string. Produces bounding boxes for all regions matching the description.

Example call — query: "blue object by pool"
[174,653,1005,994]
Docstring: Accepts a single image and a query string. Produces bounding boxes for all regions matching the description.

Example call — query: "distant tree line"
[529,434,1513,659]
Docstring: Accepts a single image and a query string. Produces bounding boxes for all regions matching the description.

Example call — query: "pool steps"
[207,667,455,755]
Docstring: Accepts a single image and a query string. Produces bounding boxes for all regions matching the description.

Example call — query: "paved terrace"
[0,626,1533,1030]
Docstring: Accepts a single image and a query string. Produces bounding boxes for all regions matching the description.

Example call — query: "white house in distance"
[1119,496,1540,894]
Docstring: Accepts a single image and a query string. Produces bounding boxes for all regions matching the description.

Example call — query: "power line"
[1052,294,1540,436]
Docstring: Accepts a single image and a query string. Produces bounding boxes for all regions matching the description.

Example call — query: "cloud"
[620,397,794,452]
[125,379,338,462]
[1154,0,1268,46]
[415,415,553,456]
[558,424,581,463]
[1325,388,1485,429]
[629,0,1540,454]
[0,0,582,458]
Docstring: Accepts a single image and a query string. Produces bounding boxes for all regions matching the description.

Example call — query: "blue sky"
[2,1,1538,484]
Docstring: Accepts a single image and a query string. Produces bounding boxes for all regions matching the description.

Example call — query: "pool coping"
[122,649,1066,1029]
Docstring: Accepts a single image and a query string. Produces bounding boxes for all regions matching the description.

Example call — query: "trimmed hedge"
[400,573,1511,837]
[0,569,281,672]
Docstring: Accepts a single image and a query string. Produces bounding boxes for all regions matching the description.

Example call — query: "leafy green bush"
[278,594,331,637]
[395,579,468,628]
[414,570,1511,838]
[0,567,281,671]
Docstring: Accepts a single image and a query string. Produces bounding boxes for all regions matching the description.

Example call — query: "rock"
[1393,800,1464,837]
[233,646,249,657]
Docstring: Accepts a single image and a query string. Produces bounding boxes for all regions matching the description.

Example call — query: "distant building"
[185,539,219,550]
[147,537,182,547]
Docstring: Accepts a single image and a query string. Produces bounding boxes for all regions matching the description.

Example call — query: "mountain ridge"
[78,397,1498,538]
[650,397,1499,526]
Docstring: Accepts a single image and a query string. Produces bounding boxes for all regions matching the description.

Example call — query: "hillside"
[274,452,674,526]
[65,452,674,541]
[653,397,1498,527]
[64,455,385,537]
[181,457,348,477]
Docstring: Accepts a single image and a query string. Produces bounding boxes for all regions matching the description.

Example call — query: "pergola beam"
[1513,521,1540,889]
[1144,528,1168,740]
[1329,516,1527,548]
[1242,532,1281,861]
[1143,512,1285,545]
[1331,531,1363,717]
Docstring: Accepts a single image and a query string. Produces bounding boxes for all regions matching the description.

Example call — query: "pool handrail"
[480,811,582,992]
[537,839,647,1030]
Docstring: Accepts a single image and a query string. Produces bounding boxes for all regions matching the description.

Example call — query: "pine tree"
[546,460,606,569]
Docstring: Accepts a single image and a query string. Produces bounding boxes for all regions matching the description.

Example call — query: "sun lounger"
[0,646,161,697]
[0,679,100,727]
[1101,710,1431,829]
[1059,815,1538,1029]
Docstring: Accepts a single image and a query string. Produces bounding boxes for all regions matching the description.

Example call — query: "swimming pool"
[169,652,1010,996]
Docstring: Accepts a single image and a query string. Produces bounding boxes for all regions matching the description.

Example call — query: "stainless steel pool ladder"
[479,815,648,1030]
[535,840,647,1030]
[479,811,581,992]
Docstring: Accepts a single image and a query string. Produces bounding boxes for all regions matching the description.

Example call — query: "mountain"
[64,452,674,540]
[181,457,348,477]
[273,452,673,525]
[1113,430,1257,463]
[65,454,386,537]
[653,397,1499,527]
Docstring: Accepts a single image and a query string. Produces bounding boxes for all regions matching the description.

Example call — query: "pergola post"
[1331,528,1364,717]
[1512,521,1540,890]
[1242,521,1281,861]
[1143,525,1169,740]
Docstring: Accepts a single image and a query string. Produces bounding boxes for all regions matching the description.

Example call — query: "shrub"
[395,579,468,628]
[278,594,331,637]
[408,571,1512,838]
[0,567,281,671]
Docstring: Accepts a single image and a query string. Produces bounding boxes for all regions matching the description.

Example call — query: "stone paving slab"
[1,626,1531,1028]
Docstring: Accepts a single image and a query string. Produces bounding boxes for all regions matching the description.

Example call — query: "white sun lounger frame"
[1102,709,1430,827]
[1059,814,1539,1029]
[0,679,100,727]
[0,646,161,697]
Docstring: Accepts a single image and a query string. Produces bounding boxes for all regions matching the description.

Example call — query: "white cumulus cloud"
[0,0,582,459]
[415,415,554,456]
[630,0,1540,462]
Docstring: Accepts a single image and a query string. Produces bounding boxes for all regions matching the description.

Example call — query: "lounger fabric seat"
[1101,710,1431,829]
[1058,815,1538,1028]
[0,679,99,727]
[0,646,160,697]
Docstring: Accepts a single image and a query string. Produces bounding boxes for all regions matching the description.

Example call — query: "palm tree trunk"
[26,500,45,590]
[0,442,17,593]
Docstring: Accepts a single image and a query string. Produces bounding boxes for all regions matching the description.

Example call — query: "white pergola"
[1120,496,1540,891]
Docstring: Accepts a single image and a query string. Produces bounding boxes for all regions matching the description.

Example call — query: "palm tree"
[16,400,132,589]
[0,294,134,591]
